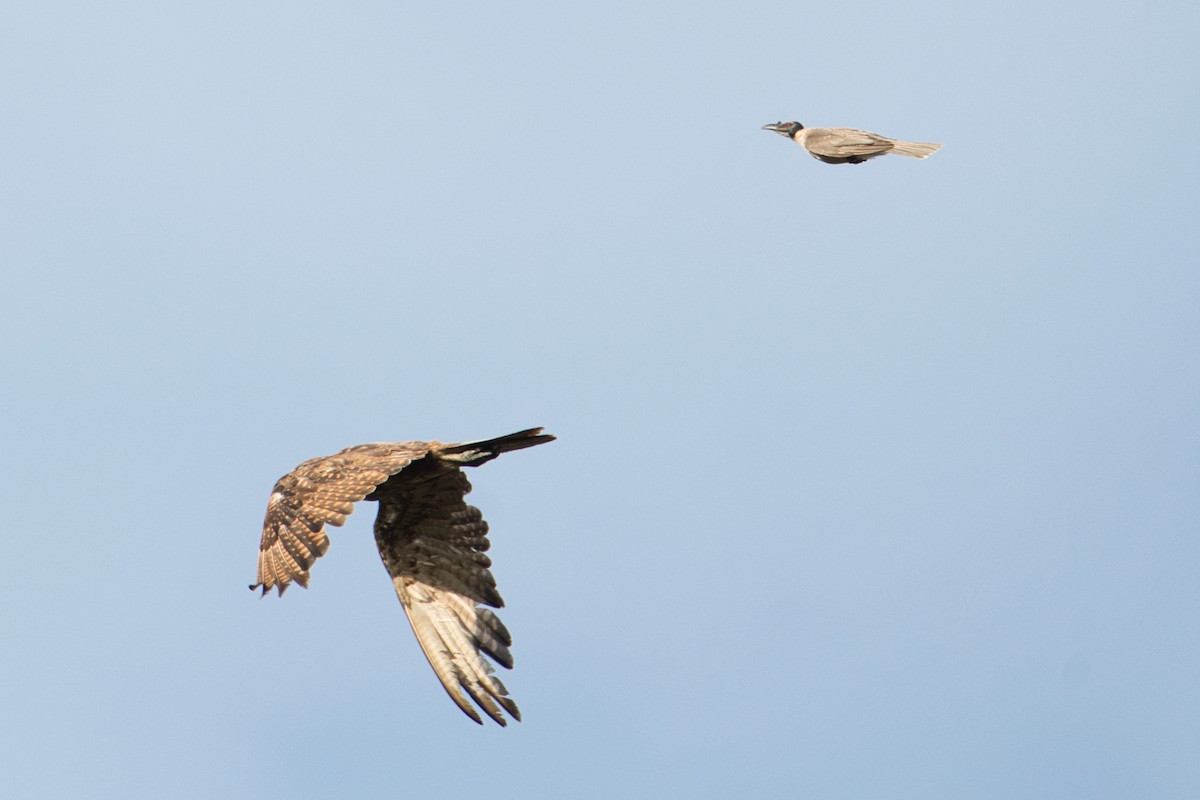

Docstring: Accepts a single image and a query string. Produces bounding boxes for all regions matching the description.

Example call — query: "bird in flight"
[762,121,942,164]
[251,427,555,726]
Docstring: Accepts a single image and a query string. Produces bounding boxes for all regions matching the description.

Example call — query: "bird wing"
[253,443,431,595]
[373,462,521,726]
[805,128,894,158]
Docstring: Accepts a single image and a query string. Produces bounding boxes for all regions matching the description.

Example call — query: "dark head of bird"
[762,121,804,138]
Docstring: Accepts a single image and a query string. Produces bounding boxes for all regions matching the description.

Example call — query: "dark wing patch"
[252,444,429,595]
[374,465,521,726]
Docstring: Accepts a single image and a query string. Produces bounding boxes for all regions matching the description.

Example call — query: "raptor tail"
[441,427,556,466]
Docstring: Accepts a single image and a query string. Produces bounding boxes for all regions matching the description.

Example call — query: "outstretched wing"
[253,444,431,596]
[373,463,520,726]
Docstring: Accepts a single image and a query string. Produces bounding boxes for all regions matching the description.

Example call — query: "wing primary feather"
[252,446,421,595]
[372,436,552,725]
[254,430,551,725]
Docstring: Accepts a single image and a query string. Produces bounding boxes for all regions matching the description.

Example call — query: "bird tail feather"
[441,428,556,465]
[890,140,942,159]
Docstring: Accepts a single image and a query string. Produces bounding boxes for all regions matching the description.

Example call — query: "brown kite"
[251,427,555,726]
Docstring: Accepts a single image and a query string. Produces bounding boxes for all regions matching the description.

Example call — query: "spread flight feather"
[251,427,554,726]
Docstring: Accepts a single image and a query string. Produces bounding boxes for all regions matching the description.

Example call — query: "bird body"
[763,121,941,164]
[252,427,555,726]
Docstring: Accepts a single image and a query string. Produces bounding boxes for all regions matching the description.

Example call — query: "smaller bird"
[762,121,942,164]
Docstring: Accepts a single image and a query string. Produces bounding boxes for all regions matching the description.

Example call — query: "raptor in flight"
[251,427,555,726]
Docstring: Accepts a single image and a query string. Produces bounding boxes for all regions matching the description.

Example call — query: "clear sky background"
[2,2,1197,798]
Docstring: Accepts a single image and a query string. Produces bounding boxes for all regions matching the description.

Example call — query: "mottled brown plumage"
[251,427,555,726]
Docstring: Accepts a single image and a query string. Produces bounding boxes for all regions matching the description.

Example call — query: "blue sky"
[2,1,1197,797]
